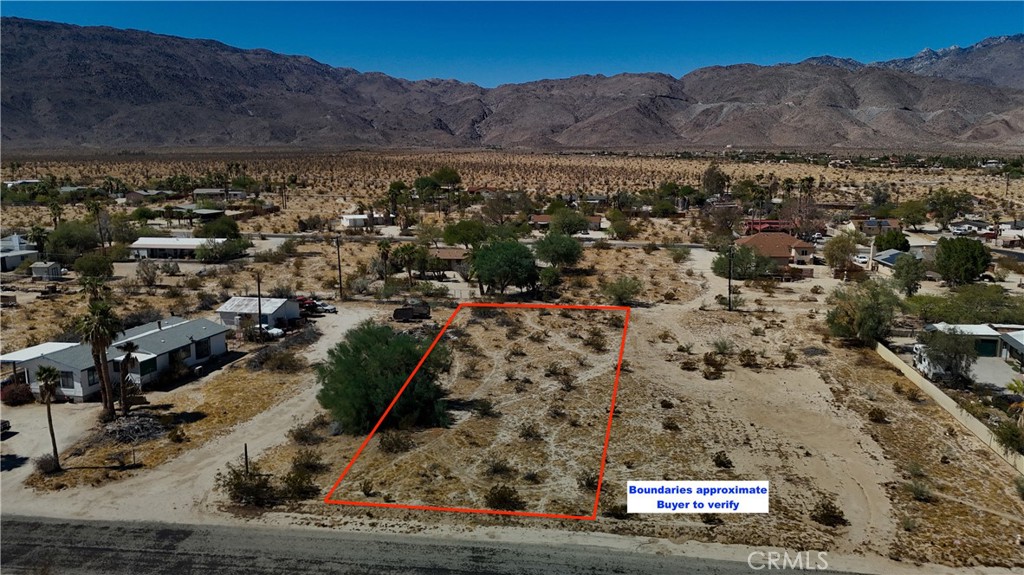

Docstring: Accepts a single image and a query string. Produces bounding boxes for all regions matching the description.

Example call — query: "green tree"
[934,237,991,286]
[926,188,973,230]
[377,239,393,281]
[73,254,114,279]
[891,254,926,297]
[46,221,100,265]
[35,365,62,472]
[27,225,48,251]
[895,200,928,231]
[196,216,241,239]
[602,276,644,306]
[823,232,860,270]
[443,219,488,249]
[75,300,121,419]
[416,222,443,248]
[430,166,462,189]
[534,233,583,269]
[472,240,538,294]
[316,321,451,434]
[549,209,589,236]
[874,229,909,252]
[917,328,978,386]
[825,280,902,345]
[392,243,422,287]
[701,163,729,197]
[386,181,408,225]
[136,259,160,287]
[711,246,776,280]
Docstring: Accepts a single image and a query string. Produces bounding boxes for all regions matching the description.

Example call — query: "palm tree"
[75,301,121,419]
[377,239,392,281]
[115,341,140,417]
[78,276,111,305]
[28,225,48,252]
[47,200,63,228]
[35,365,62,472]
[393,243,418,287]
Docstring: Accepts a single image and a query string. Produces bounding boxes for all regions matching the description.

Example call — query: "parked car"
[259,324,285,339]
[853,255,869,265]
[315,301,337,314]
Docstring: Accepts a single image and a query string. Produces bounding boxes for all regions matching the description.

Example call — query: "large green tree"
[917,328,978,386]
[443,219,488,249]
[711,246,776,280]
[894,200,928,231]
[472,240,538,294]
[196,216,241,239]
[46,220,100,265]
[891,253,926,297]
[701,163,729,197]
[825,280,902,345]
[874,229,909,252]
[934,237,990,286]
[73,254,114,279]
[926,188,973,230]
[823,232,861,270]
[534,233,583,269]
[317,321,451,434]
[549,209,589,236]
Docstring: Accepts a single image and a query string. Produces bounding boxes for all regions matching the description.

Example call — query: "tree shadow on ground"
[1,453,30,471]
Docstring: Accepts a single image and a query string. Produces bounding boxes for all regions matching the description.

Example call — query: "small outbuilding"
[30,261,62,280]
[216,297,302,329]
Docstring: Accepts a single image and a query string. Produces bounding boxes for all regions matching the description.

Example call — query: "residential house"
[130,237,225,260]
[528,214,552,229]
[1001,330,1024,365]
[849,218,901,236]
[735,232,815,266]
[742,220,794,235]
[126,189,176,205]
[173,204,225,221]
[217,297,301,330]
[3,317,230,402]
[0,234,38,272]
[428,247,469,277]
[586,216,603,232]
[193,188,248,202]
[339,213,391,229]
[872,249,923,275]
[30,261,62,280]
[923,322,1005,357]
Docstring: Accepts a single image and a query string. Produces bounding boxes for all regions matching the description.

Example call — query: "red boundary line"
[323,302,631,521]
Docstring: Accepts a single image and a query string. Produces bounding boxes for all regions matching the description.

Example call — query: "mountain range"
[2,17,1023,153]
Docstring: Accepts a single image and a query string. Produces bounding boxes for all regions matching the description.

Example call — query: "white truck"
[912,344,947,381]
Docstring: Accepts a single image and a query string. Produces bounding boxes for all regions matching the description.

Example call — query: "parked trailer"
[392,307,415,322]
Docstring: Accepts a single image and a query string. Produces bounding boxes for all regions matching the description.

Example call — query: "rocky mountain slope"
[2,17,1022,152]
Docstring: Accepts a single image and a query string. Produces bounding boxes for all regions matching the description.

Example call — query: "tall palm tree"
[27,225,48,252]
[35,365,62,472]
[377,239,392,281]
[75,301,121,419]
[115,341,140,417]
[79,276,111,305]
[47,200,63,228]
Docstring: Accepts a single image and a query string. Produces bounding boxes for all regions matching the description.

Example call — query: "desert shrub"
[254,349,305,372]
[195,291,219,311]
[751,326,765,336]
[642,242,660,254]
[904,387,922,402]
[712,451,733,469]
[519,422,543,441]
[379,430,415,453]
[473,399,500,418]
[557,373,576,391]
[868,407,888,424]
[703,352,726,370]
[577,471,600,492]
[810,497,849,527]
[905,460,926,479]
[993,421,1024,455]
[287,421,323,445]
[33,453,61,474]
[738,349,758,367]
[167,426,188,443]
[700,513,724,526]
[583,328,608,352]
[361,480,375,497]
[606,314,625,328]
[603,503,630,520]
[280,469,319,500]
[547,405,566,419]
[711,339,735,355]
[783,349,798,367]
[602,276,643,305]
[1015,477,1024,501]
[592,239,612,250]
[485,458,516,477]
[660,399,674,409]
[677,343,694,354]
[485,484,526,511]
[906,481,934,502]
[662,417,681,431]
[669,247,691,263]
[215,458,277,507]
[681,359,699,371]
[522,470,543,484]
[1,382,35,406]
[164,285,183,298]
[702,365,723,380]
[292,448,327,475]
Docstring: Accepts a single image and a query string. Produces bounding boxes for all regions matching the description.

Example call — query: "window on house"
[140,358,157,376]
[59,371,74,390]
[194,337,211,359]
[173,345,191,362]
[86,368,98,387]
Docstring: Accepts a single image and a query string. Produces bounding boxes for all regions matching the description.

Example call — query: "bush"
[73,253,114,279]
[1015,476,1024,501]
[280,469,319,500]
[906,481,934,502]
[711,339,735,355]
[700,513,724,526]
[810,497,849,527]
[34,453,61,474]
[287,421,323,445]
[993,421,1024,455]
[592,239,611,250]
[291,448,327,475]
[601,276,643,306]
[261,349,305,372]
[473,399,500,418]
[485,458,516,477]
[522,470,543,484]
[519,422,543,441]
[603,503,630,520]
[712,451,733,469]
[663,417,681,431]
[215,458,277,507]
[738,349,758,367]
[577,471,600,492]
[1,382,35,406]
[379,430,414,453]
[868,408,888,424]
[583,328,608,352]
[669,247,691,264]
[485,484,526,511]
[642,242,660,254]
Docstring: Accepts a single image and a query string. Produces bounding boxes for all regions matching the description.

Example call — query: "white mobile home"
[216,297,301,329]
[130,237,225,260]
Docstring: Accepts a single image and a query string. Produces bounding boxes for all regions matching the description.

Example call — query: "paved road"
[0,515,860,575]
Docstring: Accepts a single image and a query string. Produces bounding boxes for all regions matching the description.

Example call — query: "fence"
[874,343,1024,474]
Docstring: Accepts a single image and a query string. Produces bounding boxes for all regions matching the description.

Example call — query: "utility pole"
[335,236,344,301]
[727,244,735,312]
[253,270,263,343]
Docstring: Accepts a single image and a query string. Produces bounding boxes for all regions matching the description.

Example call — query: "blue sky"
[2,2,1021,87]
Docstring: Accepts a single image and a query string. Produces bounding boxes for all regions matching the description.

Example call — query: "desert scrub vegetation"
[378,430,415,454]
[810,496,849,527]
[485,484,526,511]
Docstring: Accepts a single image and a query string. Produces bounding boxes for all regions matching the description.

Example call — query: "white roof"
[130,237,225,250]
[926,322,1000,337]
[0,342,78,364]
[216,297,291,315]
[341,214,369,221]
[30,261,59,268]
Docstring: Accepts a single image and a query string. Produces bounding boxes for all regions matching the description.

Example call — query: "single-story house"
[339,213,391,228]
[1001,330,1024,364]
[5,317,230,402]
[923,322,1003,357]
[735,232,815,266]
[586,216,603,231]
[193,188,247,202]
[742,220,794,235]
[849,218,901,236]
[873,249,922,273]
[529,214,552,229]
[126,189,176,205]
[428,247,469,276]
[130,237,225,260]
[172,204,225,221]
[217,297,301,329]
[466,186,500,199]
[1,234,38,272]
[0,342,79,386]
[30,261,62,280]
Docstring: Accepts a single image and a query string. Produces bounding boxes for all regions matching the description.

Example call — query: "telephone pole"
[253,270,263,343]
[335,236,344,300]
[727,244,735,312]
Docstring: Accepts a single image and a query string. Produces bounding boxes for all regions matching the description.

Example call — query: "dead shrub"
[485,484,526,511]
[292,448,328,475]
[379,430,414,453]
[713,451,733,469]
[810,497,849,527]
[34,453,61,475]
[518,422,543,441]
[485,457,516,478]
